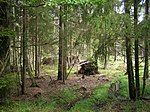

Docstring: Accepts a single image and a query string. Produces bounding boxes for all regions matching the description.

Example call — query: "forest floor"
[12,73,110,101]
[1,61,150,112]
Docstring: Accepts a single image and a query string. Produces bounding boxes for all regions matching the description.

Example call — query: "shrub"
[0,73,18,103]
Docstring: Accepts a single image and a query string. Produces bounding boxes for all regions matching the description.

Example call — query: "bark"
[114,43,117,61]
[35,14,39,77]
[124,0,136,100]
[58,5,63,80]
[104,20,107,69]
[58,5,67,82]
[38,37,41,76]
[62,5,67,82]
[104,47,107,69]
[134,0,140,98]
[14,0,20,96]
[32,37,35,71]
[21,6,27,95]
[142,0,149,97]
[14,0,19,67]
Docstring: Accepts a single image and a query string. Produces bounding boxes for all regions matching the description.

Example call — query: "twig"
[66,64,75,78]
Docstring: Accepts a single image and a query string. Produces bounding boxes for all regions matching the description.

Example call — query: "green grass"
[0,99,57,112]
[1,76,150,112]
[69,84,110,112]
[1,59,150,112]
[41,64,78,77]
[50,88,78,106]
[41,65,58,75]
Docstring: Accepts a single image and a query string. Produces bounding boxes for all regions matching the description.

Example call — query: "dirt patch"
[12,74,110,101]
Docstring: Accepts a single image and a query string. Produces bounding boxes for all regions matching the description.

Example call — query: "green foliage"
[0,76,150,112]
[69,99,94,112]
[0,73,17,90]
[143,79,150,96]
[51,89,78,105]
[47,0,106,6]
[41,65,58,75]
[0,73,18,102]
[138,18,150,37]
[117,76,129,98]
[0,29,15,37]
[92,84,110,101]
[0,99,57,112]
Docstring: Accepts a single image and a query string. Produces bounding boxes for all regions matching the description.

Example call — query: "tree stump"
[78,61,99,77]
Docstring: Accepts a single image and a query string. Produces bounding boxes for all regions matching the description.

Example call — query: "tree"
[58,5,63,80]
[21,5,27,95]
[124,0,136,100]
[58,5,68,82]
[134,0,140,98]
[35,12,40,77]
[142,0,149,97]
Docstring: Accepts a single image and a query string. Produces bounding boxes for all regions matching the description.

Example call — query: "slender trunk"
[104,20,107,69]
[14,0,19,68]
[58,5,63,80]
[19,5,23,94]
[114,43,117,61]
[12,33,16,66]
[35,14,39,77]
[124,0,136,100]
[21,6,27,95]
[124,49,126,63]
[134,0,140,98]
[32,38,35,71]
[38,38,41,76]
[15,0,20,96]
[58,5,67,82]
[62,5,67,82]
[11,0,16,66]
[142,0,149,96]
[104,47,107,69]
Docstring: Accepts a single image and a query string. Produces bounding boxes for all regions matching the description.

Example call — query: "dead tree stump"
[78,61,99,78]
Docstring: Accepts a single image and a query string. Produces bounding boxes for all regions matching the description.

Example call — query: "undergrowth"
[0,60,150,112]
[0,77,150,112]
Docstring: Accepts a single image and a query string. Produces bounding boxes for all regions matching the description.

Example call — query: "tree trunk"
[21,6,27,95]
[104,20,107,69]
[142,0,149,97]
[104,47,107,69]
[14,0,20,96]
[124,0,136,100]
[35,14,39,77]
[38,37,41,76]
[134,0,140,98]
[58,5,63,80]
[62,5,67,82]
[32,37,35,71]
[114,43,117,61]
[58,5,67,82]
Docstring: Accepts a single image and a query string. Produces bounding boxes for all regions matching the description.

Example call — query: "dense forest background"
[0,0,150,112]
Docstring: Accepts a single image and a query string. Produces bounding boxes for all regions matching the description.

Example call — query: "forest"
[0,0,150,112]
